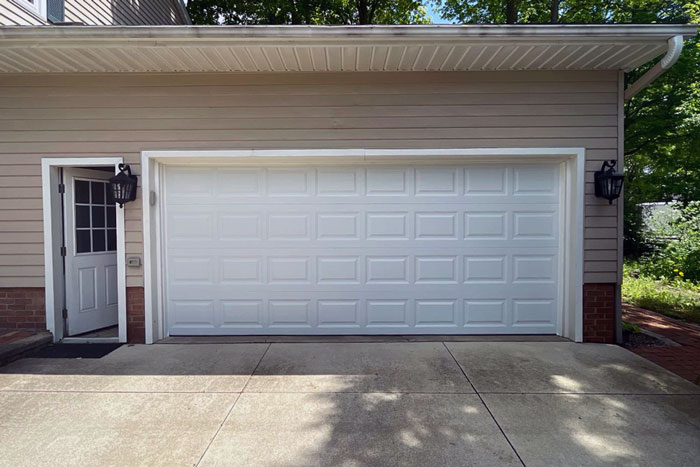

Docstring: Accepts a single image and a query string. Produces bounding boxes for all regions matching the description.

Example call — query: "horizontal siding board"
[0,127,619,143]
[0,70,620,289]
[0,82,618,97]
[584,261,618,272]
[0,115,619,131]
[0,139,619,154]
[0,104,619,120]
[0,92,617,108]
[584,249,617,261]
[584,271,618,283]
[0,71,618,87]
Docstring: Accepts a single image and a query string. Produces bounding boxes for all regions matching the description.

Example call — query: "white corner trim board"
[42,157,127,343]
[141,148,585,343]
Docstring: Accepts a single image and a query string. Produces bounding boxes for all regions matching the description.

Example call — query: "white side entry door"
[63,168,119,336]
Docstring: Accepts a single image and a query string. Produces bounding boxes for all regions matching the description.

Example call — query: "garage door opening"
[142,149,583,343]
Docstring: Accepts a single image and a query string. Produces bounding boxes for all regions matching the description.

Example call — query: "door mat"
[27,343,122,359]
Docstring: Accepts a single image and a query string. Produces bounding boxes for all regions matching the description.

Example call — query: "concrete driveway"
[1,341,699,467]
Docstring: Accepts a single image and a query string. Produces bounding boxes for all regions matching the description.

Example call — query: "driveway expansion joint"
[442,342,527,467]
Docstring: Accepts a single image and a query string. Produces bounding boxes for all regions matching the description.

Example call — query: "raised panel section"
[221,300,263,327]
[415,168,457,196]
[513,166,557,195]
[317,169,359,196]
[415,212,457,239]
[170,257,212,284]
[367,212,408,240]
[267,169,310,197]
[513,212,557,239]
[170,301,215,328]
[220,214,261,240]
[268,214,309,240]
[269,300,311,327]
[105,264,118,306]
[465,167,506,194]
[416,300,456,327]
[168,214,212,241]
[217,169,262,197]
[464,256,506,283]
[415,256,457,284]
[464,300,506,326]
[167,168,212,198]
[513,255,555,282]
[317,213,359,240]
[367,300,409,327]
[366,168,407,196]
[268,257,310,284]
[317,257,359,284]
[221,257,262,284]
[78,267,96,311]
[318,300,360,327]
[513,299,556,326]
[366,256,408,284]
[464,212,506,239]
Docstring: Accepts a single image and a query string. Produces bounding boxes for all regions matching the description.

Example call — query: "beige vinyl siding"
[64,0,187,25]
[0,70,620,288]
[0,0,47,24]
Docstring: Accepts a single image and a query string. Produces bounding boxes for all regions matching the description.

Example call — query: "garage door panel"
[164,164,561,335]
[164,166,559,205]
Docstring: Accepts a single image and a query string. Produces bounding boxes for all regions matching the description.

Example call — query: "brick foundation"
[583,283,616,343]
[0,287,146,344]
[3,285,618,343]
[0,287,46,330]
[126,287,145,344]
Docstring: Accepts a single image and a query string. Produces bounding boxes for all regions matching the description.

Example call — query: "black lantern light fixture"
[109,163,138,208]
[594,160,625,205]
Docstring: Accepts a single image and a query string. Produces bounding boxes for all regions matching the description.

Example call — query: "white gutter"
[625,35,685,100]
[0,24,696,42]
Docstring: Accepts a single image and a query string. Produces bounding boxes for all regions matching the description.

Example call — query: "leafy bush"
[622,321,641,334]
[623,262,700,324]
[635,201,700,283]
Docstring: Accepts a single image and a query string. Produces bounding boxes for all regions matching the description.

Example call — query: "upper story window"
[12,0,46,19]
[12,0,63,22]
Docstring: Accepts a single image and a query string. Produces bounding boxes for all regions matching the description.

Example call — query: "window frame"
[12,0,47,21]
[73,178,118,255]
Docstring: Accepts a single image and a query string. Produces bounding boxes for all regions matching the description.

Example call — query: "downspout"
[624,35,684,100]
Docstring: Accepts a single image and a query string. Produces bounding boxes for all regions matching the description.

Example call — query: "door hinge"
[58,183,65,194]
[62,308,68,319]
[60,246,66,257]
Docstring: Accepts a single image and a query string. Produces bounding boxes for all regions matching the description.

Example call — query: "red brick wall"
[126,287,145,344]
[0,288,46,330]
[0,286,146,343]
[583,283,616,343]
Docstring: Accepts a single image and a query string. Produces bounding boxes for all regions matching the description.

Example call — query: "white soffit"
[0,24,696,73]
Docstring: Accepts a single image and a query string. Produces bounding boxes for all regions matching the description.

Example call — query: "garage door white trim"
[142,148,584,343]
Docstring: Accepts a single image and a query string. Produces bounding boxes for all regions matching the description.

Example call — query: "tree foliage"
[187,0,430,25]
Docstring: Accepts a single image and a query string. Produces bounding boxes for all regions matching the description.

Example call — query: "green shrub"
[636,201,700,283]
[622,321,641,334]
[622,262,700,324]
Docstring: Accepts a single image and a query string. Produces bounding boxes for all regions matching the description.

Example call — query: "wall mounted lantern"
[594,160,625,205]
[109,163,138,208]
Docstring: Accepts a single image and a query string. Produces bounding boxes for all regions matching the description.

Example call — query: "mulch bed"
[623,330,667,348]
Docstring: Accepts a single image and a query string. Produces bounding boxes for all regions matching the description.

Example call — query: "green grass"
[623,263,700,325]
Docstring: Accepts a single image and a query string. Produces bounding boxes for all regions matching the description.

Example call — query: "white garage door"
[163,163,561,335]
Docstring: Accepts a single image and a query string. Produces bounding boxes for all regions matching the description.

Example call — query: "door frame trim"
[142,148,585,343]
[41,157,127,343]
